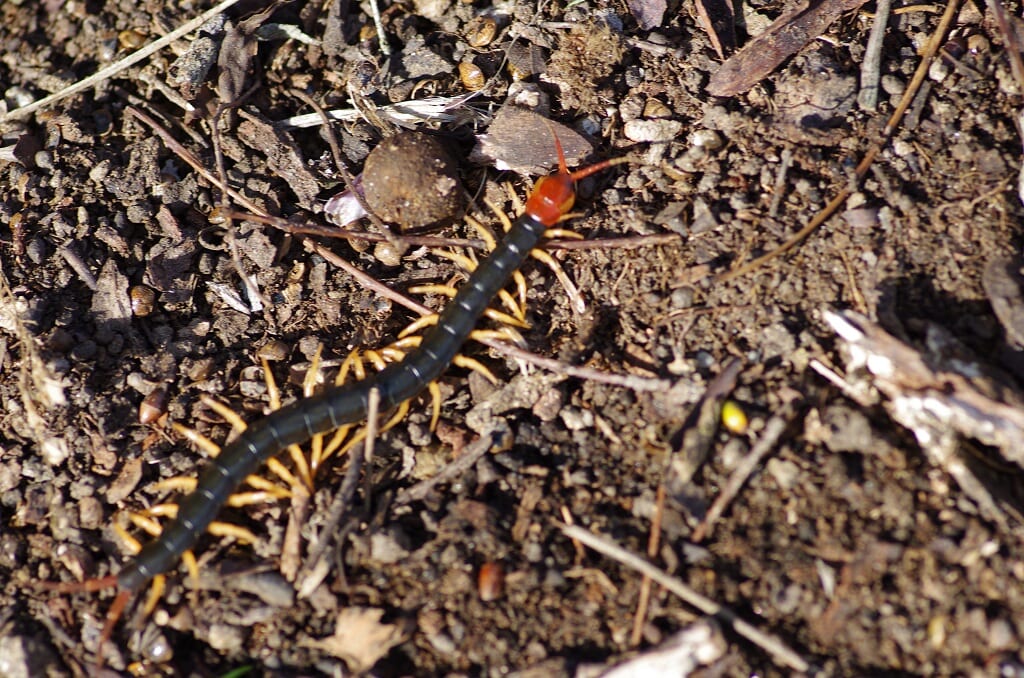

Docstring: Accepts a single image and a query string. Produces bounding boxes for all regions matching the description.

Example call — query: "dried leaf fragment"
[302,607,410,673]
[471,107,593,175]
[626,0,667,31]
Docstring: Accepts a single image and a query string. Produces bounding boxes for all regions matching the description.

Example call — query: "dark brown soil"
[2,0,1024,676]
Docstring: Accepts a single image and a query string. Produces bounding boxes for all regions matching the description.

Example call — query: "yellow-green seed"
[721,400,748,434]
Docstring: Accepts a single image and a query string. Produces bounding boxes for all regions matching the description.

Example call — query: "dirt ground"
[2,0,1024,675]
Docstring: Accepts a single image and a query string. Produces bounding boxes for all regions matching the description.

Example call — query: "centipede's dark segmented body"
[121,207,552,589]
[45,134,619,661]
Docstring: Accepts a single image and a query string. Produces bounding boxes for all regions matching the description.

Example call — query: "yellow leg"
[142,575,166,615]
[199,394,248,434]
[453,355,499,384]
[207,522,257,544]
[171,422,221,456]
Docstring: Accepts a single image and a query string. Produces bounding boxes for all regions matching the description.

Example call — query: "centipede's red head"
[524,131,618,228]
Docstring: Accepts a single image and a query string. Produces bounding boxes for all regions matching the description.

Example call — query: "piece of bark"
[236,114,322,209]
[707,0,870,97]
[826,310,1024,527]
[983,256,1024,349]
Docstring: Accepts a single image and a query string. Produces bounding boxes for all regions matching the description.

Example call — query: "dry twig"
[691,408,799,542]
[558,523,812,672]
[0,0,244,123]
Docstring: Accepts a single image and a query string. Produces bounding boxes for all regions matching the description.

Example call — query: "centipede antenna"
[544,119,628,182]
[569,155,631,182]
[552,125,570,176]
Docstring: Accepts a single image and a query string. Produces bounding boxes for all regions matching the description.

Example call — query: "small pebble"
[623,119,684,143]
[33,151,53,170]
[690,129,723,151]
[988,618,1015,651]
[0,636,59,678]
[843,206,881,229]
[478,562,505,601]
[642,99,673,119]
[373,240,407,267]
[967,34,988,54]
[257,339,289,361]
[41,436,69,466]
[129,284,157,317]
[207,624,245,653]
[765,458,801,490]
[880,74,905,96]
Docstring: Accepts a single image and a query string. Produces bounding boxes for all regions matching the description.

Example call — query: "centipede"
[43,131,622,664]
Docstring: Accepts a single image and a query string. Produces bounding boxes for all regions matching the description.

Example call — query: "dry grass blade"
[558,523,812,672]
[0,0,243,123]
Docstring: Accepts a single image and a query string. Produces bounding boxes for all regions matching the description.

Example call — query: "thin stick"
[630,482,666,646]
[0,0,243,123]
[394,422,511,505]
[544,233,680,251]
[222,208,675,253]
[127,106,264,216]
[224,210,485,249]
[211,104,268,312]
[476,338,672,392]
[58,244,98,291]
[298,431,369,592]
[691,410,796,542]
[303,240,433,317]
[858,0,892,111]
[368,0,391,56]
[558,523,812,673]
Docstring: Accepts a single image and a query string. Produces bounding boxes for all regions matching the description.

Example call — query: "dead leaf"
[91,259,132,337]
[302,607,410,673]
[471,107,593,175]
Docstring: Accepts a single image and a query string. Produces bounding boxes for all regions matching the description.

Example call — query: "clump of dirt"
[545,22,627,113]
[363,130,465,231]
